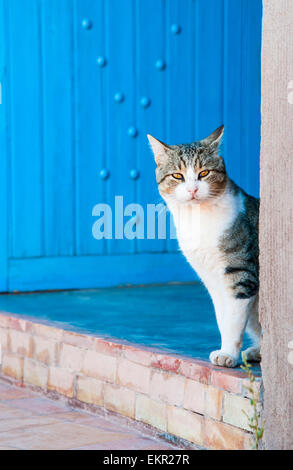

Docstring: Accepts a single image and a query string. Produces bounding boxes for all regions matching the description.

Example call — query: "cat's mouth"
[180,196,202,206]
[186,194,201,203]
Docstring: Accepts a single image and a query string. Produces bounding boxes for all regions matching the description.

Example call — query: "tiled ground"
[0,380,177,450]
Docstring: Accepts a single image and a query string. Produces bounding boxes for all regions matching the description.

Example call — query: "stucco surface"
[260,0,293,450]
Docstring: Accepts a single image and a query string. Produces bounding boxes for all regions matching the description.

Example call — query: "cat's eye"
[172,173,184,181]
[199,170,210,178]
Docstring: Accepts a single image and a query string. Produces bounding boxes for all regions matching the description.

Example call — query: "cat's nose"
[187,188,198,197]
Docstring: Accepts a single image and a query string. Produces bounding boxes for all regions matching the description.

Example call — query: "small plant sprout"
[241,351,264,450]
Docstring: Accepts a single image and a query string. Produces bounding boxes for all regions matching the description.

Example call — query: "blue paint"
[9,0,44,259]
[42,0,76,257]
[136,0,167,256]
[0,0,8,292]
[106,0,137,257]
[75,0,106,257]
[0,0,262,292]
[9,253,195,292]
[0,284,257,368]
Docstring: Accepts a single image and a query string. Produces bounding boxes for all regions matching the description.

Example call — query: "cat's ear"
[200,125,224,150]
[147,134,170,165]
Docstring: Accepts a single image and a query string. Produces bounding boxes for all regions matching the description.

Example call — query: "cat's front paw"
[209,350,239,368]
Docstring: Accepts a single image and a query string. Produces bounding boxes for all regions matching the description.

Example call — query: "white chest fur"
[167,191,243,291]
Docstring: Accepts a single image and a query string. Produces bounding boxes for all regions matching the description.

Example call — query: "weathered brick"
[183,379,205,414]
[210,369,245,394]
[150,371,185,406]
[104,384,135,418]
[179,359,211,384]
[48,367,74,397]
[205,386,223,421]
[82,350,116,383]
[62,330,94,349]
[0,327,8,350]
[33,336,58,365]
[23,358,48,389]
[167,406,204,446]
[59,343,84,371]
[151,354,181,373]
[94,338,122,357]
[8,330,33,357]
[205,418,251,450]
[136,394,167,431]
[123,345,153,366]
[117,359,150,394]
[76,375,104,406]
[0,314,10,328]
[223,393,253,431]
[32,323,63,341]
[7,316,28,332]
[2,353,24,381]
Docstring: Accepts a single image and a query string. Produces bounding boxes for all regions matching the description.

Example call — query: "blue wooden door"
[0,0,262,292]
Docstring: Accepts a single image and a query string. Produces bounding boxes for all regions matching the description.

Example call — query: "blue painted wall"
[0,0,262,292]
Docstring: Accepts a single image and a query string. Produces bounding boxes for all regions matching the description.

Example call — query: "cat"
[147,126,260,368]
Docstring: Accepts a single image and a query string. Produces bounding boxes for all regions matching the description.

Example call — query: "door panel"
[42,0,76,257]
[9,0,43,259]
[0,0,262,292]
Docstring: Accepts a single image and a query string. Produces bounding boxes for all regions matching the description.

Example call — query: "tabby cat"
[148,126,260,368]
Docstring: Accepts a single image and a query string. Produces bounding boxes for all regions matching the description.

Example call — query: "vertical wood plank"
[195,0,224,139]
[42,0,75,256]
[166,0,195,144]
[136,0,166,253]
[74,0,106,255]
[223,0,243,186]
[165,0,195,253]
[241,0,262,198]
[0,0,8,290]
[106,0,136,254]
[9,0,43,258]
[260,0,293,450]
[224,0,262,196]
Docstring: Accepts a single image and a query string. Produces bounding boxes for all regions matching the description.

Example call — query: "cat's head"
[147,125,227,205]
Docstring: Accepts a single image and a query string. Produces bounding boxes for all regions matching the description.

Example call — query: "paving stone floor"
[0,380,177,450]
